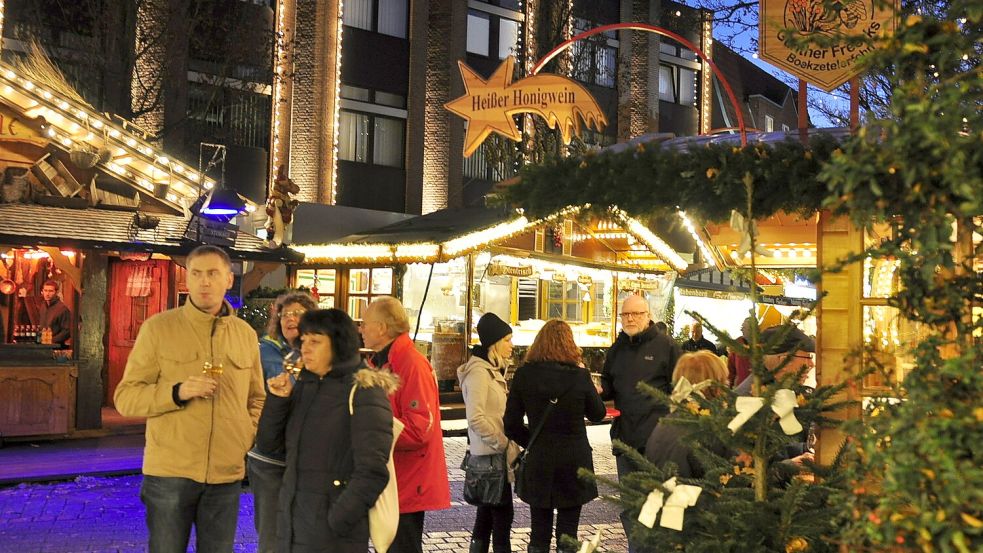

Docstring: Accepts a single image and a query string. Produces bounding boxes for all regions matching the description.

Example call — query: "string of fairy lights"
[297,204,688,272]
[0,61,236,210]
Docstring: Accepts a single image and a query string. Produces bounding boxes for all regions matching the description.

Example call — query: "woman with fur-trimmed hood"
[256,309,399,553]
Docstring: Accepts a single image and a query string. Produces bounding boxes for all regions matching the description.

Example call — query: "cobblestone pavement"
[0,425,627,553]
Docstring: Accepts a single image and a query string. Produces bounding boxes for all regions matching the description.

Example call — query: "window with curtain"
[378,0,408,38]
[659,65,676,102]
[338,111,369,163]
[343,0,408,38]
[467,11,491,56]
[343,0,372,30]
[373,116,405,168]
[339,109,405,168]
[498,18,519,59]
[679,67,696,106]
[571,19,617,88]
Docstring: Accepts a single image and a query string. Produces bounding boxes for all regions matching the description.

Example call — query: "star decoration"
[444,57,522,157]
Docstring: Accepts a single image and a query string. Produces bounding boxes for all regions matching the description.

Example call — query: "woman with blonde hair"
[457,313,520,553]
[504,320,606,553]
[644,350,729,478]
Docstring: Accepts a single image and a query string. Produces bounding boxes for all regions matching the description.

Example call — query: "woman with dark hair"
[256,309,397,553]
[504,320,606,553]
[247,292,317,553]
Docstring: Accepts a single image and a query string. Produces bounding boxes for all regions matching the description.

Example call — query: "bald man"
[600,294,680,552]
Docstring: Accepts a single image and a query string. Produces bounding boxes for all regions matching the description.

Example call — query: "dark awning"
[0,204,302,263]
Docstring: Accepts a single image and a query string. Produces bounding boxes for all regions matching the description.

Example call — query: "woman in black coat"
[504,320,607,553]
[256,309,397,553]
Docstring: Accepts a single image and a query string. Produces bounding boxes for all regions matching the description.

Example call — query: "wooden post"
[815,212,864,465]
[849,77,860,131]
[798,79,809,145]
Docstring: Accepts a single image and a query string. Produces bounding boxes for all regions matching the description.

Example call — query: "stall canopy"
[296,205,695,273]
[0,203,301,263]
[585,128,853,271]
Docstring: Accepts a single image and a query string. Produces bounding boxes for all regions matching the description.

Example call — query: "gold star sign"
[445,56,607,157]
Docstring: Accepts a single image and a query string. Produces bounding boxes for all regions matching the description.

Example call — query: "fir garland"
[503,134,843,224]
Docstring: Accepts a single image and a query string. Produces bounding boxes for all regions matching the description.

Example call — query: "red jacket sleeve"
[390,354,440,452]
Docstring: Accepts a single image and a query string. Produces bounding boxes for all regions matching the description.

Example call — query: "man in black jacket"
[39,279,72,347]
[600,294,680,552]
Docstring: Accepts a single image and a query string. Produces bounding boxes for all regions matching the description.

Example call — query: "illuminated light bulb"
[42,90,52,99]
[46,128,56,138]
[245,204,257,213]
[60,137,72,147]
[138,179,152,190]
[58,100,69,110]
[157,156,169,165]
[4,69,15,79]
[188,173,199,182]
[203,181,214,190]
[108,129,120,138]
[23,80,34,90]
[92,120,103,129]
[173,165,183,174]
[2,85,10,94]
[76,110,87,119]
[126,137,137,146]
[85,132,95,141]
[166,193,178,202]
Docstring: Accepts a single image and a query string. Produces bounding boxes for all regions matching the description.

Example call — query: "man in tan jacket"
[115,245,265,553]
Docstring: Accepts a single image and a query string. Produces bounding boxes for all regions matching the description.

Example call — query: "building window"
[659,64,698,106]
[468,8,521,60]
[782,124,791,132]
[545,280,584,321]
[463,142,516,181]
[572,19,617,88]
[467,11,491,56]
[339,110,404,168]
[765,115,775,132]
[295,269,338,309]
[343,0,408,39]
[348,268,394,320]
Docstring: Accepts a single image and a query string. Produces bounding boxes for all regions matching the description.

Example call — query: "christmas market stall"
[293,205,696,387]
[0,59,301,440]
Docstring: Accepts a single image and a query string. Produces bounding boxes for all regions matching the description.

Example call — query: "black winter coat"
[255,356,397,553]
[504,361,606,509]
[644,413,703,479]
[600,323,680,453]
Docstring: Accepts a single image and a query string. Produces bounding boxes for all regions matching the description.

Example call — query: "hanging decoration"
[637,477,704,531]
[264,164,300,248]
[730,209,773,257]
[727,389,804,435]
[668,376,713,412]
[310,268,320,303]
[444,56,607,157]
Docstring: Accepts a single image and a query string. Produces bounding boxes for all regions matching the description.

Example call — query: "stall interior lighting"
[610,207,690,272]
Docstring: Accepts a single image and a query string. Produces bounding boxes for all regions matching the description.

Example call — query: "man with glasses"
[600,294,680,552]
[734,325,815,397]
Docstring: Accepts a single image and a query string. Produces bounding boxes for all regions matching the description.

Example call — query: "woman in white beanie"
[458,312,520,553]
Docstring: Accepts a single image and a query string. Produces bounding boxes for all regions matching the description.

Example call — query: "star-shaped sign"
[444,57,522,157]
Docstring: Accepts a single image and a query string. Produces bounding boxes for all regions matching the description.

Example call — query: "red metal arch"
[532,23,748,146]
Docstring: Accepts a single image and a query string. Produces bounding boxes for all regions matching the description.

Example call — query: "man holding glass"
[600,294,680,552]
[115,245,265,553]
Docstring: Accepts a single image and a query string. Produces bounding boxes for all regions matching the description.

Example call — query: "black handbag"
[462,449,509,506]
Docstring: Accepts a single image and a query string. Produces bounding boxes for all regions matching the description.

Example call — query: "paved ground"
[0,425,628,553]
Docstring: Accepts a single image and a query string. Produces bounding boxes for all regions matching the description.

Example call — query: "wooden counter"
[0,363,77,437]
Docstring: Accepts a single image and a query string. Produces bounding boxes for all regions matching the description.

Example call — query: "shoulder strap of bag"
[524,380,577,452]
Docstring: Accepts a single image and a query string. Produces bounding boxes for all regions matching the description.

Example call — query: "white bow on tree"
[730,210,772,257]
[669,376,713,412]
[727,389,804,436]
[577,531,602,553]
[638,477,703,531]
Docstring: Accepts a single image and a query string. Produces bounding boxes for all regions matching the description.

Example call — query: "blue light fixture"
[200,186,246,216]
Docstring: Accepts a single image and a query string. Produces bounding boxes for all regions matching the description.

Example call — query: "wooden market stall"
[0,59,302,440]
[293,205,697,387]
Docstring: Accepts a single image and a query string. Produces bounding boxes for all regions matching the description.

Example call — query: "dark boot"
[470,539,489,553]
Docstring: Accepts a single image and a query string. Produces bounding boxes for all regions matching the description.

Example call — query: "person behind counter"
[40,279,72,347]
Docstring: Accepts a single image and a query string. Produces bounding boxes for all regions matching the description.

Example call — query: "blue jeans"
[247,455,286,553]
[140,475,241,553]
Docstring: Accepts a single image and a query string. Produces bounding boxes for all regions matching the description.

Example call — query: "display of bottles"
[8,325,52,344]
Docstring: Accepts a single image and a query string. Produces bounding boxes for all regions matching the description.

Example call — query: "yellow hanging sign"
[445,56,607,157]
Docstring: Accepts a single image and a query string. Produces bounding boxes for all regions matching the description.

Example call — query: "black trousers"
[472,482,514,552]
[390,511,426,553]
[529,505,582,552]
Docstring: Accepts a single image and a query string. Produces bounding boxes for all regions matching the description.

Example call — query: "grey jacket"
[457,354,519,463]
